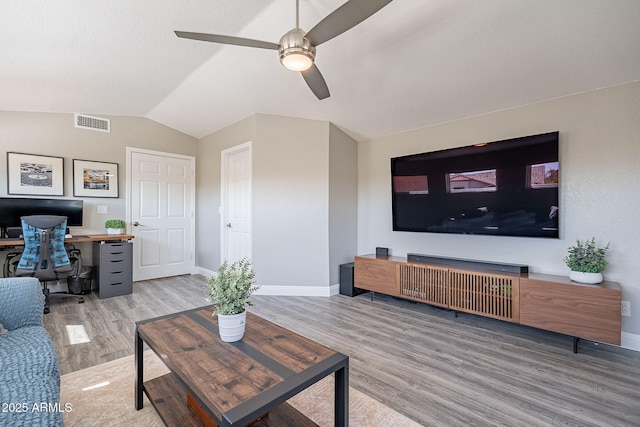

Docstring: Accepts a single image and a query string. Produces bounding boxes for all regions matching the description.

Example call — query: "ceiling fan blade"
[174,31,279,50]
[301,64,330,100]
[305,0,393,46]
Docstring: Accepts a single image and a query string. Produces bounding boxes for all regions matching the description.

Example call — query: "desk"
[1,234,135,298]
[0,234,135,247]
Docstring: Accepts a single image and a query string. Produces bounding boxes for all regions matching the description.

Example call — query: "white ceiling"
[2,0,639,141]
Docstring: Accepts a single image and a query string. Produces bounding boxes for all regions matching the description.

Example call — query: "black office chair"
[2,228,25,277]
[14,215,84,313]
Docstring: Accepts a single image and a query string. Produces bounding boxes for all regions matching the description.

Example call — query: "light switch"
[97,205,108,214]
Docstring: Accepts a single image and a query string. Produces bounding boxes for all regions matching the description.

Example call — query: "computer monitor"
[0,197,84,234]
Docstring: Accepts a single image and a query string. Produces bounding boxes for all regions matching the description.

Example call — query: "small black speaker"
[376,247,389,256]
[339,263,365,297]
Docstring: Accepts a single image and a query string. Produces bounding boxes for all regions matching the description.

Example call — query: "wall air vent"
[74,113,110,133]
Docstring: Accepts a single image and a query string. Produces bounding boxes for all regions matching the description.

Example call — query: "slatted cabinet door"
[397,263,448,307]
[448,269,520,322]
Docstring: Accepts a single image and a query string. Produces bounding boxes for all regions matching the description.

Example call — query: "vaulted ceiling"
[2,0,639,141]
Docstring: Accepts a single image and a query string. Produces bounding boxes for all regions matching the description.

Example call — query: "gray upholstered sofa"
[0,277,64,427]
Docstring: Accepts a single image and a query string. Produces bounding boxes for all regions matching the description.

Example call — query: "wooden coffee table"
[135,306,349,426]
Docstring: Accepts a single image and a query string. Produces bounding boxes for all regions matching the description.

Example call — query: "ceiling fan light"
[281,51,314,71]
[279,28,315,72]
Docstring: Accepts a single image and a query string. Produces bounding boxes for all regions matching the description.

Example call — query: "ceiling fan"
[175,0,393,100]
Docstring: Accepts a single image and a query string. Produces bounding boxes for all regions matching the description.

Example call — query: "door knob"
[133,221,140,226]
[226,223,232,228]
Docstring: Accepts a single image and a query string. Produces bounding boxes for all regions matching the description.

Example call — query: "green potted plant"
[563,237,610,284]
[205,258,259,342]
[105,219,127,234]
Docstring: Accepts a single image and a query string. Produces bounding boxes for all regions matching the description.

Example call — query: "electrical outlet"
[621,300,631,317]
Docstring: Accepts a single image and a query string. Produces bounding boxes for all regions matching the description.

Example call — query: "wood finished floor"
[43,275,640,426]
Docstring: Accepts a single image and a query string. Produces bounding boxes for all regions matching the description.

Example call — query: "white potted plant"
[205,258,259,342]
[105,219,126,234]
[563,237,610,284]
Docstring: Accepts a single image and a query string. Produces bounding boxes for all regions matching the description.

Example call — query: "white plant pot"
[569,271,603,284]
[217,311,246,342]
[106,228,125,235]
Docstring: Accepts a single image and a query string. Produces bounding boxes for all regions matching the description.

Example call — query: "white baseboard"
[255,284,340,297]
[621,332,640,352]
[196,266,215,277]
[195,267,339,297]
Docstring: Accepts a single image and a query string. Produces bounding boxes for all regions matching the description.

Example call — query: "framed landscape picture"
[7,152,64,196]
[73,159,119,198]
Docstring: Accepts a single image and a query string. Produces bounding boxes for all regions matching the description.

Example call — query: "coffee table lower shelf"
[144,373,318,427]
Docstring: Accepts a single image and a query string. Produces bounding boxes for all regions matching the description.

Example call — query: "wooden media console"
[354,254,621,351]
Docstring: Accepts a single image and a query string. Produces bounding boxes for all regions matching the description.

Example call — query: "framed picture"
[73,159,119,198]
[7,152,65,196]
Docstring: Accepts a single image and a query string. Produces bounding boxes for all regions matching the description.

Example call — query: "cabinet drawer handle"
[110,271,124,274]
[109,282,123,286]
[110,251,124,255]
[110,260,124,263]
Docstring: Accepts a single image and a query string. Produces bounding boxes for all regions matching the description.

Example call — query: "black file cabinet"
[93,241,133,298]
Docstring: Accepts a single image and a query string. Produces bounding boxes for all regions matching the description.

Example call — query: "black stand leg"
[573,337,580,354]
[335,364,349,427]
[135,327,144,410]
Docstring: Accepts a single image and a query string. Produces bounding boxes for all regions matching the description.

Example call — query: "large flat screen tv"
[0,197,84,229]
[391,131,559,238]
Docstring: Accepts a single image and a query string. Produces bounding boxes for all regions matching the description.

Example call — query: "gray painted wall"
[0,111,197,232]
[196,113,358,292]
[252,114,330,288]
[357,81,640,341]
[329,124,358,286]
[0,111,198,265]
[196,115,255,271]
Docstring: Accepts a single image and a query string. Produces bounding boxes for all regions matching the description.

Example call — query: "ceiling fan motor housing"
[279,28,316,71]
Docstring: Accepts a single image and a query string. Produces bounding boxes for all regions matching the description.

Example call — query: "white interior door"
[128,148,195,281]
[221,142,252,263]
